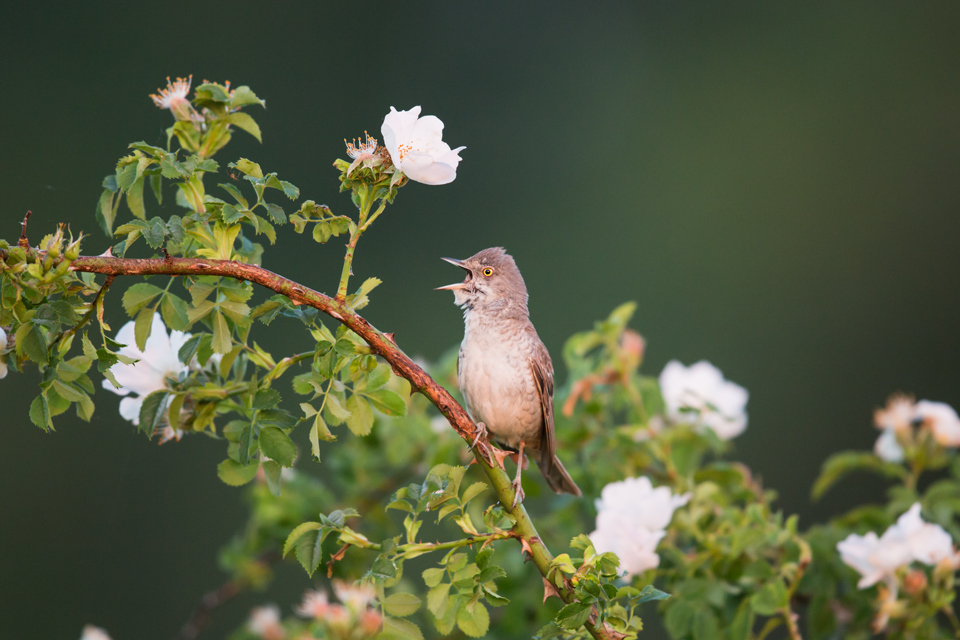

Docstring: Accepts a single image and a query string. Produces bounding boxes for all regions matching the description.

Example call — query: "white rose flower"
[248,604,285,640]
[0,326,7,352]
[381,106,465,185]
[101,313,191,425]
[873,428,905,463]
[80,625,112,640]
[837,503,958,589]
[916,400,960,447]
[874,394,916,433]
[659,360,749,439]
[589,476,690,577]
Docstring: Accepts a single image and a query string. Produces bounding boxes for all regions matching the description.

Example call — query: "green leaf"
[122,282,164,316]
[134,306,154,351]
[227,112,262,142]
[383,592,422,617]
[138,390,168,435]
[142,217,167,249]
[211,310,232,354]
[253,388,281,410]
[263,460,283,496]
[230,158,263,179]
[216,458,258,486]
[555,602,592,630]
[381,616,424,640]
[427,582,452,617]
[750,579,788,616]
[422,567,445,588]
[29,395,52,431]
[345,394,375,436]
[365,388,407,416]
[228,86,263,109]
[812,451,909,500]
[177,334,203,364]
[692,609,720,640]
[20,324,48,364]
[309,413,335,460]
[294,527,325,577]
[461,482,488,507]
[457,601,489,637]
[636,584,671,603]
[730,600,755,640]
[259,426,297,467]
[283,521,322,557]
[160,293,189,332]
[126,176,146,219]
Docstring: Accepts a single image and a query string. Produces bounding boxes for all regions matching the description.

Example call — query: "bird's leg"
[511,441,526,509]
[469,421,489,451]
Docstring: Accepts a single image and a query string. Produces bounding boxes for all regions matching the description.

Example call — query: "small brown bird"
[437,247,581,505]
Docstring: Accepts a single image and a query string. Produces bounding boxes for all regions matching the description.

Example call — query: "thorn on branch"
[162,247,172,262]
[326,543,350,578]
[18,210,32,248]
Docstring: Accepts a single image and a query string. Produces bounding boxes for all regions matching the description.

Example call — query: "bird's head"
[436,247,528,311]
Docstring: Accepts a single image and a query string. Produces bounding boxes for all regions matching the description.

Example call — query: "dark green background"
[3,3,959,638]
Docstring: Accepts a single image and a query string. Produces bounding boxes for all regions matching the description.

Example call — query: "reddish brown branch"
[64,254,619,640]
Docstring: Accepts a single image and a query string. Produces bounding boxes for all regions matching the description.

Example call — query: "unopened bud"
[903,569,928,596]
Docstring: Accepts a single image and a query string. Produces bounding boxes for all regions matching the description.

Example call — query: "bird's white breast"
[458,312,542,448]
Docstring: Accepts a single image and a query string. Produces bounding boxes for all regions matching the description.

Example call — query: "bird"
[437,247,582,507]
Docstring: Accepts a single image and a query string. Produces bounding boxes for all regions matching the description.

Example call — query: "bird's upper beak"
[435,257,470,290]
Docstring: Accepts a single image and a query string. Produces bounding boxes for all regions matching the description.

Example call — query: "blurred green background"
[3,3,960,638]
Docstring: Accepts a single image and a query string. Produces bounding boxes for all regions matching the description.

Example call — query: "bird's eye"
[482,268,494,277]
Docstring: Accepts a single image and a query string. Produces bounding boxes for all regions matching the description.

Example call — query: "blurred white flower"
[916,400,960,447]
[0,326,7,352]
[295,589,331,619]
[589,476,690,577]
[0,326,7,380]
[80,625,112,640]
[101,313,191,425]
[332,579,376,612]
[873,428,905,463]
[874,394,916,433]
[150,76,199,122]
[381,106,465,185]
[659,360,749,439]
[430,414,450,435]
[837,503,958,589]
[248,604,285,640]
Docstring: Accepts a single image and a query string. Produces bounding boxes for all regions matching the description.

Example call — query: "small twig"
[18,210,33,248]
[55,275,115,348]
[174,579,243,640]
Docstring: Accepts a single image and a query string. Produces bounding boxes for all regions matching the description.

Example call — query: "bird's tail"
[537,454,582,497]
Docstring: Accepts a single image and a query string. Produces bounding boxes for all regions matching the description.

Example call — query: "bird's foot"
[469,422,489,451]
[510,475,525,509]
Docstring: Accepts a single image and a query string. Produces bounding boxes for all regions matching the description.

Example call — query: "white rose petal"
[873,428,905,463]
[589,476,689,578]
[381,106,465,185]
[80,626,112,640]
[0,326,7,352]
[916,400,960,447]
[659,360,749,439]
[101,313,191,426]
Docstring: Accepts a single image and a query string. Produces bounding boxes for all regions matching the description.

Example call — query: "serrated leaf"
[383,593,422,617]
[227,112,262,142]
[138,390,168,435]
[381,616,424,640]
[461,482,488,507]
[637,584,671,603]
[555,602,592,630]
[253,388,281,410]
[122,283,164,316]
[20,324,48,364]
[283,521,322,557]
[346,394,374,436]
[422,568,445,588]
[216,458,258,486]
[427,582,452,617]
[456,601,489,637]
[263,460,283,496]
[365,388,406,416]
[211,310,231,354]
[178,334,202,364]
[134,306,153,351]
[294,528,325,577]
[259,426,297,467]
[126,176,146,219]
[230,158,263,179]
[29,394,52,431]
[750,579,788,616]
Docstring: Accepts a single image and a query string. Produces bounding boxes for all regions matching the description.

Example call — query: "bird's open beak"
[436,257,470,290]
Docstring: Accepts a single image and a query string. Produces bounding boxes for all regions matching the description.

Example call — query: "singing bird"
[437,247,581,506]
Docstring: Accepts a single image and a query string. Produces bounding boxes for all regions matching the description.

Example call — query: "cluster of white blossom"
[246,581,380,640]
[101,314,210,441]
[873,394,960,462]
[658,360,749,440]
[837,503,958,590]
[589,476,690,577]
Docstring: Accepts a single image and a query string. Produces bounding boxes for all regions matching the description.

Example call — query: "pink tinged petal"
[874,429,905,462]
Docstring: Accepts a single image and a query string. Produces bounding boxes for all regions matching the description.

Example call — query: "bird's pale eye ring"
[482,268,494,277]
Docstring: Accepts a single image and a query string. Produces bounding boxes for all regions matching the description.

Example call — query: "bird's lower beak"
[436,257,470,291]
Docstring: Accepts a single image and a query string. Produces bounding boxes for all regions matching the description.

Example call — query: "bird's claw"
[511,477,525,509]
[469,422,489,451]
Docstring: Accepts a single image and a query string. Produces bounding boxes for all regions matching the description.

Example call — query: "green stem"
[336,184,377,302]
[754,617,782,640]
[366,531,515,554]
[55,274,115,349]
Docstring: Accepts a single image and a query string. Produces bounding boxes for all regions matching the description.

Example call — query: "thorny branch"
[51,254,622,640]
